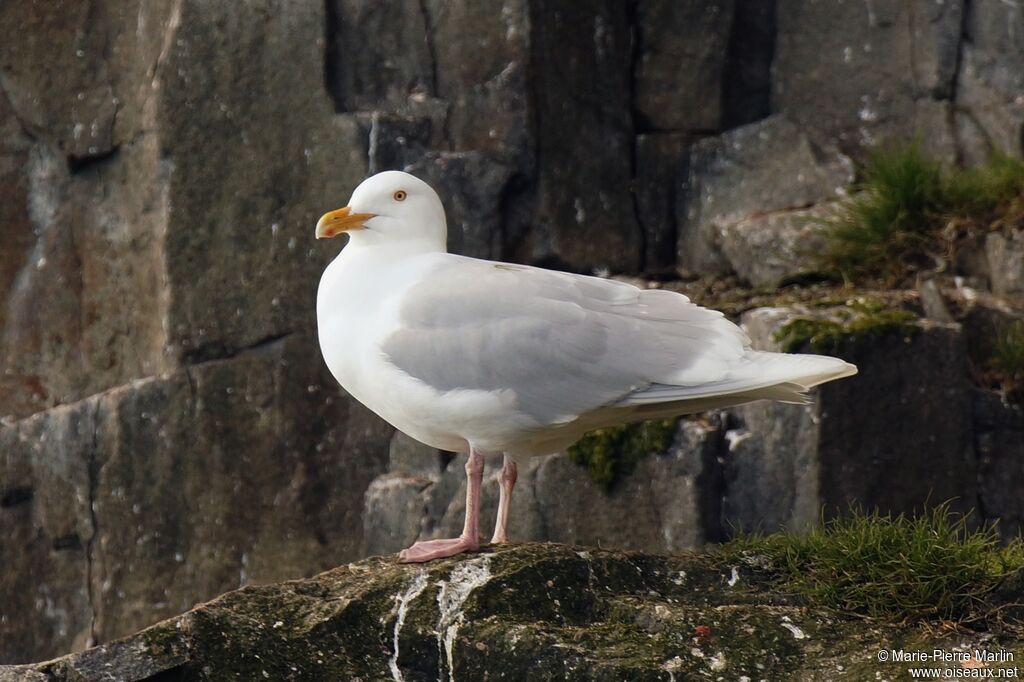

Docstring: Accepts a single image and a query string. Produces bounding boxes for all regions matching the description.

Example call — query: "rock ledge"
[2,543,1019,681]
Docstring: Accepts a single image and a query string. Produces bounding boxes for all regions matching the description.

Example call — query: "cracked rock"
[0,334,391,663]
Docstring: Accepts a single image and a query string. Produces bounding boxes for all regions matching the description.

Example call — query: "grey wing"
[379,256,750,426]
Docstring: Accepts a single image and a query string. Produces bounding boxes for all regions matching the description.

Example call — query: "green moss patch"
[773,297,919,353]
[567,419,678,490]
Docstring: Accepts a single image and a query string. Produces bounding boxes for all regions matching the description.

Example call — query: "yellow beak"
[315,206,375,239]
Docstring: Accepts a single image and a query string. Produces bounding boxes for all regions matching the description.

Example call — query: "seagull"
[315,171,857,563]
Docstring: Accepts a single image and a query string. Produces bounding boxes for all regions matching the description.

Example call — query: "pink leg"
[490,455,517,544]
[398,449,484,563]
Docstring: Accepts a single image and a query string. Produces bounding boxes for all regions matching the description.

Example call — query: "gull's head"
[315,171,447,249]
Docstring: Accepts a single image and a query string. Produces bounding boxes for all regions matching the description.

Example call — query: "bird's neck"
[323,239,444,297]
[341,232,447,260]
[319,237,446,318]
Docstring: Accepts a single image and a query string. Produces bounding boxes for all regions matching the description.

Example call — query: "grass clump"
[993,321,1024,381]
[568,419,678,490]
[774,297,919,353]
[991,320,1024,402]
[720,505,1024,625]
[945,153,1024,214]
[820,145,1024,284]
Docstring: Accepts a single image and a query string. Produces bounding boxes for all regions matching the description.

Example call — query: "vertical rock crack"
[84,398,103,647]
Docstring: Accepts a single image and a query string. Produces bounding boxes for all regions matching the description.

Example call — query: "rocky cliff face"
[1,0,1023,666]
[4,543,1022,681]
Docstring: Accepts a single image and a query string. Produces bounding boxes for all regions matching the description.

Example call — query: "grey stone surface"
[426,0,531,164]
[0,10,396,660]
[717,203,835,288]
[918,278,955,323]
[0,3,176,419]
[361,473,433,558]
[975,391,1024,542]
[986,231,1024,298]
[157,2,367,361]
[387,431,445,478]
[772,0,964,158]
[0,1,369,420]
[634,0,735,132]
[913,98,961,165]
[636,132,690,273]
[529,0,641,273]
[364,416,725,556]
[721,0,776,129]
[723,401,822,535]
[0,669,47,682]
[324,0,433,113]
[0,400,97,662]
[0,139,172,420]
[962,2,1024,96]
[35,636,187,682]
[360,112,435,175]
[405,151,514,260]
[958,294,1024,371]
[678,116,853,276]
[525,418,723,550]
[0,89,38,348]
[0,1,170,160]
[728,308,975,534]
[736,307,797,352]
[956,2,1024,158]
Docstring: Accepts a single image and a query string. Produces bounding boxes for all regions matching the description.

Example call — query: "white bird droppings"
[781,615,807,640]
[436,556,492,682]
[388,571,429,682]
[724,429,751,452]
[728,566,740,587]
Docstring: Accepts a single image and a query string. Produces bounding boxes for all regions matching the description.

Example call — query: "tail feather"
[615,351,857,408]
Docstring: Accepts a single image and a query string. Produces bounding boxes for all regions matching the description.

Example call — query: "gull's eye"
[393,190,407,202]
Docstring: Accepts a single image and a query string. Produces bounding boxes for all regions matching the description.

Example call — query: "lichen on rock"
[773,297,920,354]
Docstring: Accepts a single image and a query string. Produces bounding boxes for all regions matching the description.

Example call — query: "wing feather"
[379,256,752,426]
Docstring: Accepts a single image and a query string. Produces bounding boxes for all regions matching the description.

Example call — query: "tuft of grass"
[993,320,1024,381]
[774,297,919,353]
[568,419,678,490]
[821,144,943,283]
[991,320,1024,402]
[820,144,1024,285]
[719,505,1024,625]
[945,152,1024,214]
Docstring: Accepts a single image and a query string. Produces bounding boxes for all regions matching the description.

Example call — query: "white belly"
[321,321,531,453]
[317,249,537,454]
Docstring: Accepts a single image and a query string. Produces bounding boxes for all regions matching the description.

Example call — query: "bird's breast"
[315,247,438,402]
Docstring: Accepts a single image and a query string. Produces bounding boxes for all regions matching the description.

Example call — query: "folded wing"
[380,255,855,427]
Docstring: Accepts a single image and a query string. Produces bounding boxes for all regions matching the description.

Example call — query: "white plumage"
[315,171,857,562]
